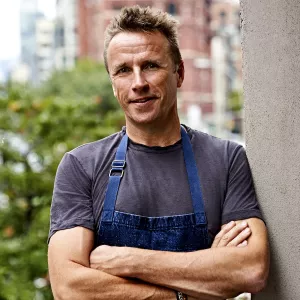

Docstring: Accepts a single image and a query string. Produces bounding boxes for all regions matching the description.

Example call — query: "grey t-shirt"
[49,126,263,242]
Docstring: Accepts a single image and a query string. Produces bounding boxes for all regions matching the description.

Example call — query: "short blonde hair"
[104,5,182,73]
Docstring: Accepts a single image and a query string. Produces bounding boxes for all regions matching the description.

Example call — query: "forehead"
[107,31,171,67]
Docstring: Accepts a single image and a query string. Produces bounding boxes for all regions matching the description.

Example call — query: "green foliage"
[0,60,125,299]
[227,90,243,112]
[37,59,120,114]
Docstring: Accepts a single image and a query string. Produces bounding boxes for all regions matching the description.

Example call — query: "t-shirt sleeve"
[222,145,264,225]
[48,152,94,243]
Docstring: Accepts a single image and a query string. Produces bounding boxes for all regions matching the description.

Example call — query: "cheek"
[164,77,177,96]
[154,72,175,91]
[113,82,129,104]
[149,75,169,94]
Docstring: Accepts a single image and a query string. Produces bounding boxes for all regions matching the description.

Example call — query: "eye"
[144,62,159,70]
[117,66,130,74]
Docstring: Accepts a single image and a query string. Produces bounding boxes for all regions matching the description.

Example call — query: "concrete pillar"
[241,1,300,299]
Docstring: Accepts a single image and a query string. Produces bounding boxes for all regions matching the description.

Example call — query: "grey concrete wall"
[241,0,300,299]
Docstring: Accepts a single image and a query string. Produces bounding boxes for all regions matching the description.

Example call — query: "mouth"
[130,96,158,104]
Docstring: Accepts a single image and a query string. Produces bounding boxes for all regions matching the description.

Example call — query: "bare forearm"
[50,261,175,300]
[94,220,269,299]
[90,245,252,299]
[127,247,258,299]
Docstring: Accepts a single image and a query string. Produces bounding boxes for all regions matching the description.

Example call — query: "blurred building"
[209,0,243,138]
[55,0,78,70]
[35,19,55,83]
[20,0,44,84]
[76,0,213,123]
[19,0,57,85]
[210,0,242,91]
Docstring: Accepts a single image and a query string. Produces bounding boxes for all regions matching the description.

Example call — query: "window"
[220,11,226,19]
[167,3,177,15]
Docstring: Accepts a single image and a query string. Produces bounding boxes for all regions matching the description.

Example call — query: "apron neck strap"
[181,126,207,224]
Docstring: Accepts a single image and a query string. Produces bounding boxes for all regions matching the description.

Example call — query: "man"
[48,6,269,300]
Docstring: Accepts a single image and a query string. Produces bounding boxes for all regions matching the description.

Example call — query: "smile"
[130,97,157,104]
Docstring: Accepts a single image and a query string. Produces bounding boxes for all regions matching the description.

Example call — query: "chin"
[127,112,160,126]
[133,119,157,126]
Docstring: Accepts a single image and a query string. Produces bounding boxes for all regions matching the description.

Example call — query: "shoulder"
[187,126,245,163]
[69,130,124,158]
[59,130,124,179]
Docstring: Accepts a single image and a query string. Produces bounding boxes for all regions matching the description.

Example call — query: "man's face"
[107,31,184,126]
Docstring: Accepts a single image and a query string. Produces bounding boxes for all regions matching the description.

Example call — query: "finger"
[217,221,249,247]
[237,240,248,247]
[211,221,235,248]
[227,227,252,247]
[211,221,236,248]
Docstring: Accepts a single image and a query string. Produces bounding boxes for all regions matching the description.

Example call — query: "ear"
[176,60,185,88]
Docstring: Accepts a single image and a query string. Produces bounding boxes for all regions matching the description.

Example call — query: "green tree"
[227,90,244,134]
[0,60,124,299]
[227,90,243,113]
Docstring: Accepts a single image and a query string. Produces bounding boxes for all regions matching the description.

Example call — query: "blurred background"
[0,0,247,299]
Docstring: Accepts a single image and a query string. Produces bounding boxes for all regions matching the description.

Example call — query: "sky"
[0,0,56,61]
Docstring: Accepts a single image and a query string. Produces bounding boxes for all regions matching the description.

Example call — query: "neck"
[125,116,181,147]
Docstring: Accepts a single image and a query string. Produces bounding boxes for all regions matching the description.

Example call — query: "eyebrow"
[112,59,163,74]
[146,59,161,65]
[112,63,128,74]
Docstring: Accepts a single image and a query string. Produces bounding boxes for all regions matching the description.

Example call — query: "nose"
[131,70,149,93]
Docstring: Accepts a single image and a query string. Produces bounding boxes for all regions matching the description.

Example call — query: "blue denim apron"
[96,127,210,251]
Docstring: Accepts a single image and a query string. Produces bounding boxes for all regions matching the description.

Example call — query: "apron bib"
[96,126,210,251]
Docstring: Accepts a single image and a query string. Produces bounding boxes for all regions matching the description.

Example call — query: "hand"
[211,221,251,248]
[90,245,136,277]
